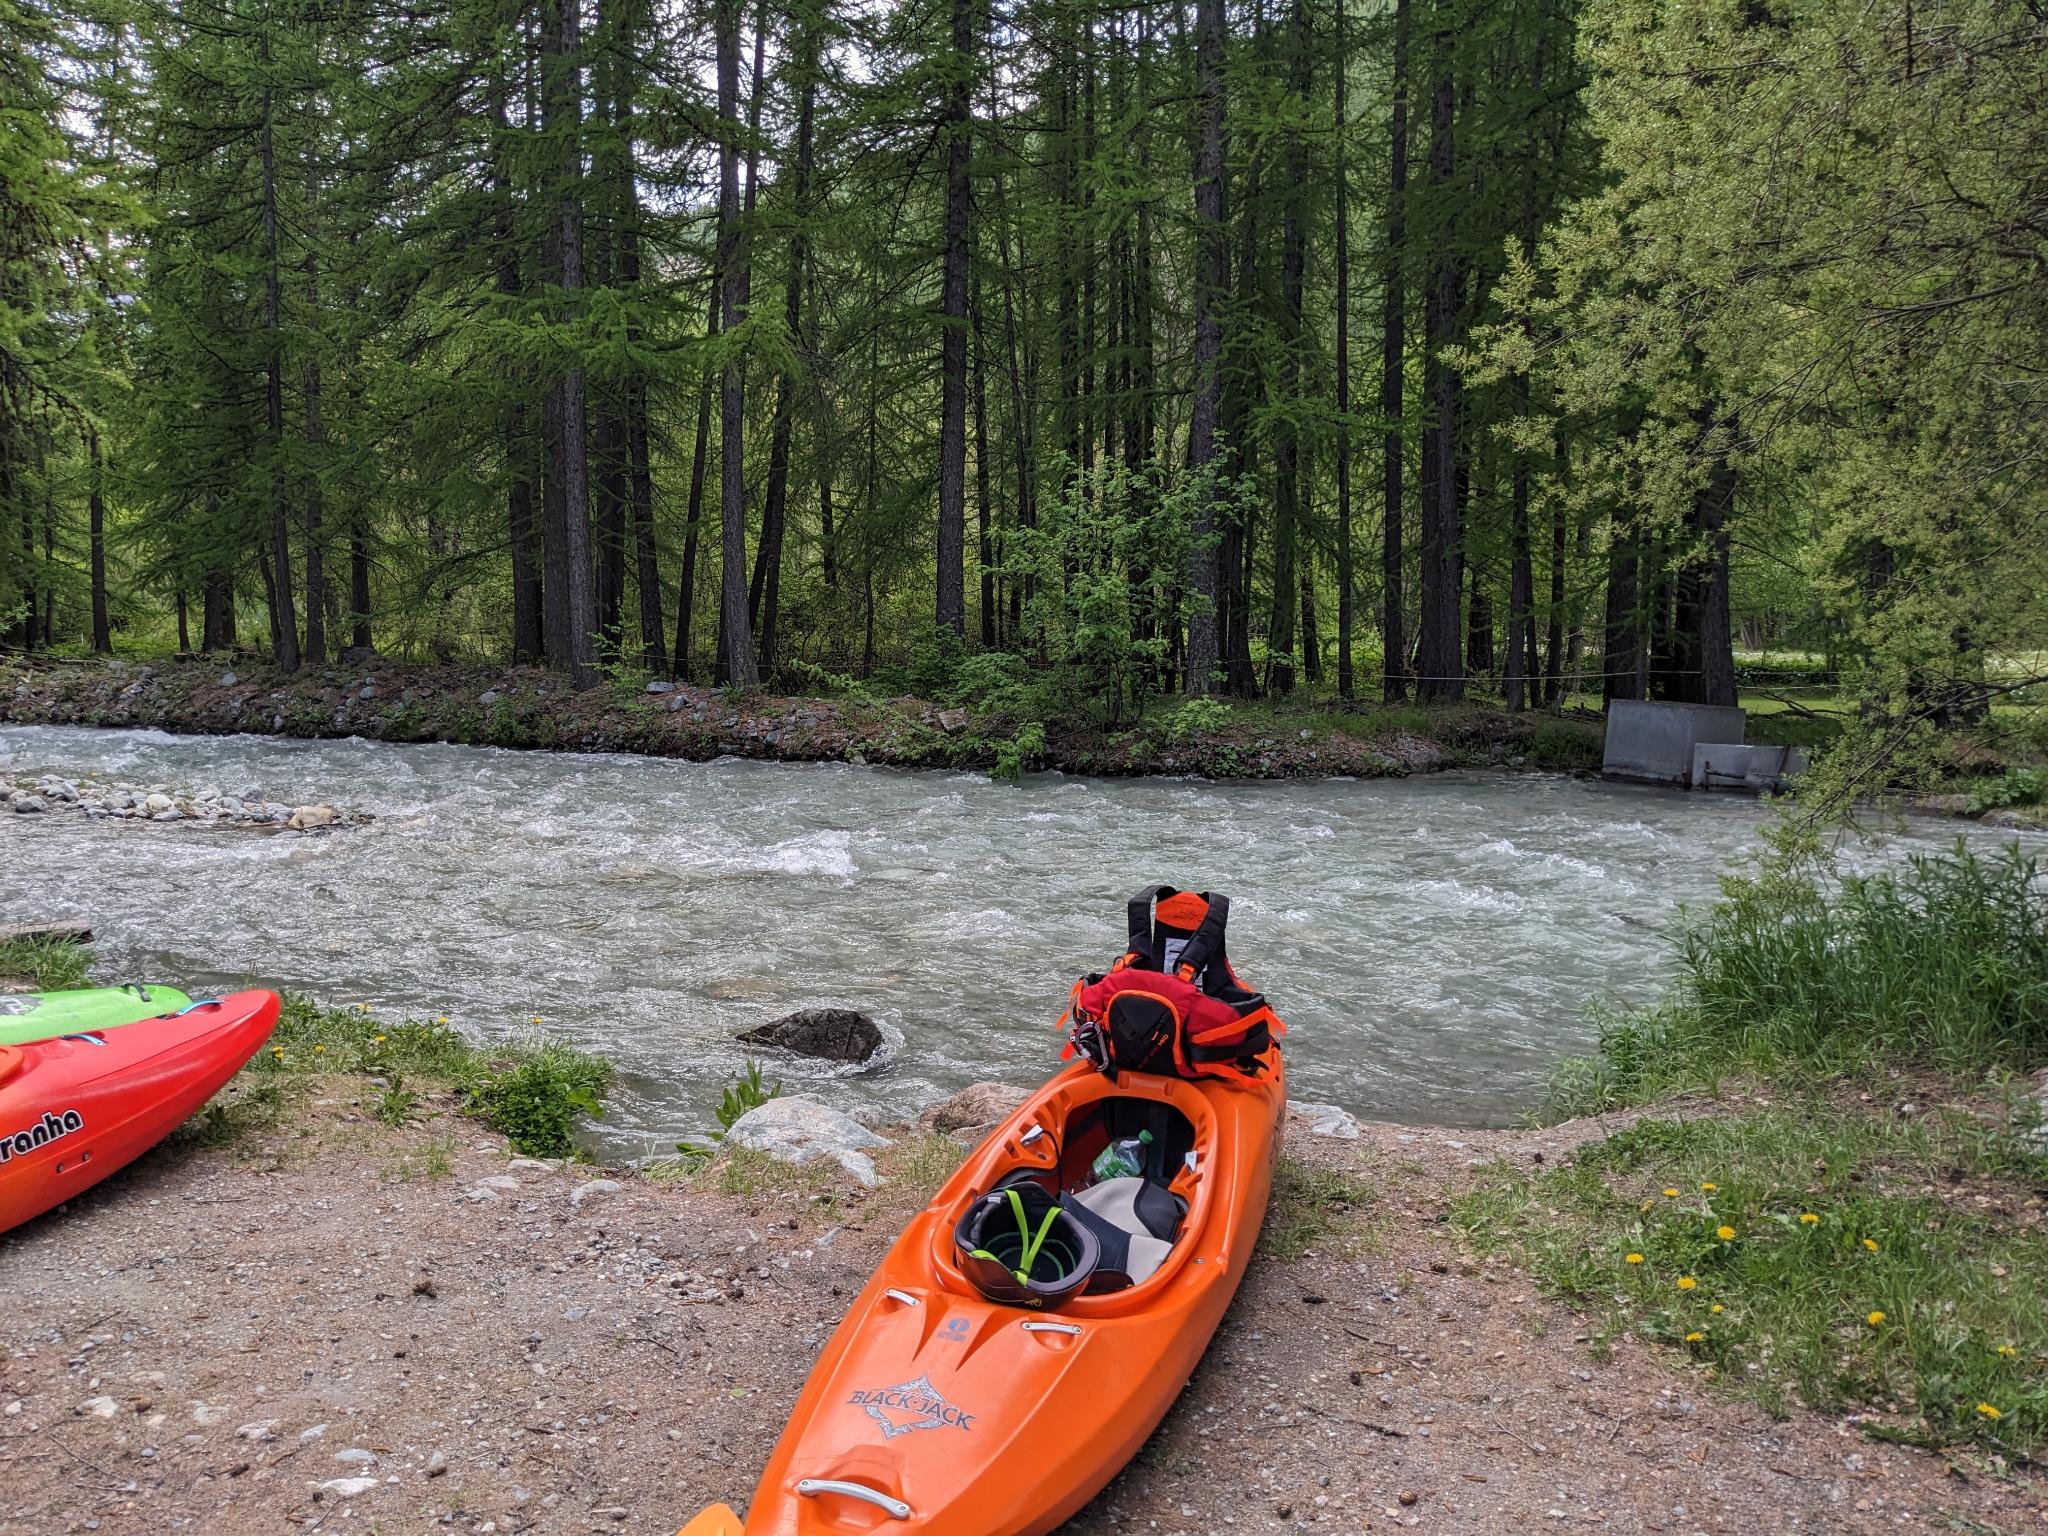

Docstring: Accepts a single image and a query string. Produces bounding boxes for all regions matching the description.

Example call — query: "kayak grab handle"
[882,1288,920,1307]
[795,1478,912,1520]
[1020,1320,1082,1335]
[173,1000,225,1015]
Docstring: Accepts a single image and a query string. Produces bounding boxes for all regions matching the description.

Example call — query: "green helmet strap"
[969,1187,1070,1283]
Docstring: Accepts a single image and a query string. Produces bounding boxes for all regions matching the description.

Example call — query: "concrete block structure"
[1601,700,1749,787]
[1691,742,1809,794]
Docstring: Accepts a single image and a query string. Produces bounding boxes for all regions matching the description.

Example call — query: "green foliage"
[461,1043,612,1160]
[1457,1109,2048,1452]
[0,936,90,991]
[1159,696,1233,745]
[1526,718,1603,772]
[1967,769,2046,818]
[262,994,611,1157]
[675,1057,783,1164]
[989,721,1046,784]
[1545,843,2048,1116]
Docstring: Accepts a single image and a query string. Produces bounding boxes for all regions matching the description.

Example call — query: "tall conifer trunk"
[713,0,759,686]
[1183,0,1227,695]
[1415,24,1461,702]
[934,0,971,635]
[258,40,299,672]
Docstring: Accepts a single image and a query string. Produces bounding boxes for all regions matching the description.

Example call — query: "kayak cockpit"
[927,1065,1224,1313]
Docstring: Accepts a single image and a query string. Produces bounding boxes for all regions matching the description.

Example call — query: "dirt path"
[2,1086,2036,1536]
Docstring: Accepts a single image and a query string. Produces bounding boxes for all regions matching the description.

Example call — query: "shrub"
[675,1057,782,1164]
[1967,767,2045,817]
[1527,717,1603,771]
[462,1043,612,1159]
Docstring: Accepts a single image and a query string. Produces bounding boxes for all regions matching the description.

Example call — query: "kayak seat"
[1063,1177,1185,1292]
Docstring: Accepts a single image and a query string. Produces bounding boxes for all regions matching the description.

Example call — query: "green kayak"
[0,984,195,1046]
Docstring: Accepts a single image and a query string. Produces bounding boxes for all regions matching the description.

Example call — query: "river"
[3,723,2028,1154]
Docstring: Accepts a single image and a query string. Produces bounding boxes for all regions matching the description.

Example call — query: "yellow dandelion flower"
[1799,1213,1819,1225]
[1867,1311,1886,1327]
[314,1044,326,1054]
[373,1034,387,1045]
[1710,1304,1724,1315]
[1997,1345,2018,1359]
[1684,1331,1705,1343]
[1640,1200,1655,1213]
[437,1015,449,1025]
[1625,1253,1644,1265]
[1863,1238,1880,1253]
[532,1014,544,1025]
[1700,1182,1717,1192]
[1677,1276,1697,1291]
[1977,1403,2002,1420]
[1662,1188,1679,1199]
[1716,1226,1736,1241]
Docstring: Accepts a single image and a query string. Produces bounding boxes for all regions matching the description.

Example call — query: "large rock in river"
[723,1095,891,1187]
[736,1007,882,1064]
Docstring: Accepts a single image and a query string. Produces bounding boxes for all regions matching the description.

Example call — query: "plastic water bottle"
[1091,1128,1154,1182]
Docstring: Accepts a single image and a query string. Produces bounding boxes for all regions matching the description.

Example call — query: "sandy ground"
[2,1082,2040,1536]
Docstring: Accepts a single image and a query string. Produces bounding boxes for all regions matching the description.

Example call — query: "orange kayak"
[680,1051,1285,1536]
[0,990,279,1234]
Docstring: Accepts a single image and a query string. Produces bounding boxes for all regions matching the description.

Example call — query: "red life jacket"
[1062,886,1284,1084]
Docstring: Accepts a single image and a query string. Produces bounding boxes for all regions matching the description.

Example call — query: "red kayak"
[0,990,279,1234]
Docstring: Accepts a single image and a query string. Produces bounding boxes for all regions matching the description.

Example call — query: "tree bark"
[714,0,759,687]
[1379,0,1411,702]
[933,0,972,636]
[541,0,597,688]
[259,40,300,672]
[1265,0,1311,697]
[675,276,719,680]
[88,430,110,653]
[752,0,823,676]
[1415,24,1461,702]
[973,279,996,648]
[1183,0,1227,695]
[1333,0,1354,698]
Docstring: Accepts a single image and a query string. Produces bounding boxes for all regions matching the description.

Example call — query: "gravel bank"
[2,1082,2031,1535]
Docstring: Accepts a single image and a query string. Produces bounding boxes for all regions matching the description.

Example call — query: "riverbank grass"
[0,934,90,991]
[1457,1104,2048,1454]
[1545,842,2048,1118]
[252,995,612,1158]
[1462,840,2048,1455]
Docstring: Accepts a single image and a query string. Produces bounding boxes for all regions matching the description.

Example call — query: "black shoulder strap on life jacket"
[1124,885,1232,991]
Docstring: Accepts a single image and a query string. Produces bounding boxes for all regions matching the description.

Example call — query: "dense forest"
[2,0,2043,725]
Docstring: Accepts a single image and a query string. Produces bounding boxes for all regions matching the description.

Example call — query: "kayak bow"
[0,984,195,1048]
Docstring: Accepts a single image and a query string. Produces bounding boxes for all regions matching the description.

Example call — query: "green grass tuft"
[259,994,611,1158]
[0,935,91,991]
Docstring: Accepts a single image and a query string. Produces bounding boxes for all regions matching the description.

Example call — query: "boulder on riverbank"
[736,1007,882,1064]
[722,1095,891,1186]
[921,1082,1031,1144]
